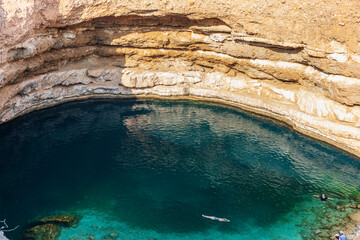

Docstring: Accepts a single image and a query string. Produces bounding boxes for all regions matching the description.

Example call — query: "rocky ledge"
[1,0,360,156]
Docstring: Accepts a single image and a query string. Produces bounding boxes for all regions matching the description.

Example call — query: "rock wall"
[1,0,360,156]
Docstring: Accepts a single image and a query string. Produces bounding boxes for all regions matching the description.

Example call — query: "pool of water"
[0,100,360,239]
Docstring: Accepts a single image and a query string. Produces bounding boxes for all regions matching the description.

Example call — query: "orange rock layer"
[1,0,360,157]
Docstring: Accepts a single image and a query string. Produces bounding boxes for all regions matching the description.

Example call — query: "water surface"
[0,100,359,239]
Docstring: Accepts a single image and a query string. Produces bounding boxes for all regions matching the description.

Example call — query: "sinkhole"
[1,100,360,240]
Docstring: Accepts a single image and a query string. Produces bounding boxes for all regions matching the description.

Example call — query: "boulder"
[38,214,81,228]
[23,224,61,240]
[103,232,119,239]
[349,211,360,223]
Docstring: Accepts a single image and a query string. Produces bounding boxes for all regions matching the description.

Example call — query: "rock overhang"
[1,0,360,157]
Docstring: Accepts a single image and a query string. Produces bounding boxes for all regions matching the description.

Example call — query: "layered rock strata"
[1,0,360,156]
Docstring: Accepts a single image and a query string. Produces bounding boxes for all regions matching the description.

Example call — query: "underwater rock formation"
[23,214,80,240]
[38,214,81,228]
[23,223,61,240]
[1,0,360,156]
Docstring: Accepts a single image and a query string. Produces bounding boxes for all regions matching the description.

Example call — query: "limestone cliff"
[1,0,360,156]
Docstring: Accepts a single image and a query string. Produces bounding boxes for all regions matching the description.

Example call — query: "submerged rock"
[320,225,331,230]
[38,214,81,228]
[23,223,61,240]
[103,232,119,239]
[23,214,81,240]
[349,211,360,222]
[349,204,360,209]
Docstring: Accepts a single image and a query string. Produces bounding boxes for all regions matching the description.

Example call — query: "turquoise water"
[0,100,360,239]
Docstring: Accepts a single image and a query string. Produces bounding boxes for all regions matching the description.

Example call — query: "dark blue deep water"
[1,100,360,239]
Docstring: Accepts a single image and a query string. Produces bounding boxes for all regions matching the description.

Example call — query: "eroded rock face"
[1,0,360,156]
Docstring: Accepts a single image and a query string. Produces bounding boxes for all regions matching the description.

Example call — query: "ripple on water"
[0,100,359,240]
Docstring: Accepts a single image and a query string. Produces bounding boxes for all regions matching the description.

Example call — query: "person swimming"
[202,214,230,222]
[313,194,333,201]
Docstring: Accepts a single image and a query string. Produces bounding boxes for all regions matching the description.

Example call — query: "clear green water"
[0,100,360,239]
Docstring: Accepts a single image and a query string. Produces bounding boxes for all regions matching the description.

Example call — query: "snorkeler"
[313,194,333,201]
[202,214,230,222]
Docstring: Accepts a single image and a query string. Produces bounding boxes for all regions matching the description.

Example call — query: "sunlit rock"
[1,0,360,157]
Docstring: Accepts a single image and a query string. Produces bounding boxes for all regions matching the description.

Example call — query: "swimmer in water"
[202,214,230,222]
[313,194,333,201]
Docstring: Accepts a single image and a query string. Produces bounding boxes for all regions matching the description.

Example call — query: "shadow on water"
[1,100,360,238]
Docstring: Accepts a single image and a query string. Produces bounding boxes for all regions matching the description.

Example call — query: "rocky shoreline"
[19,200,360,240]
